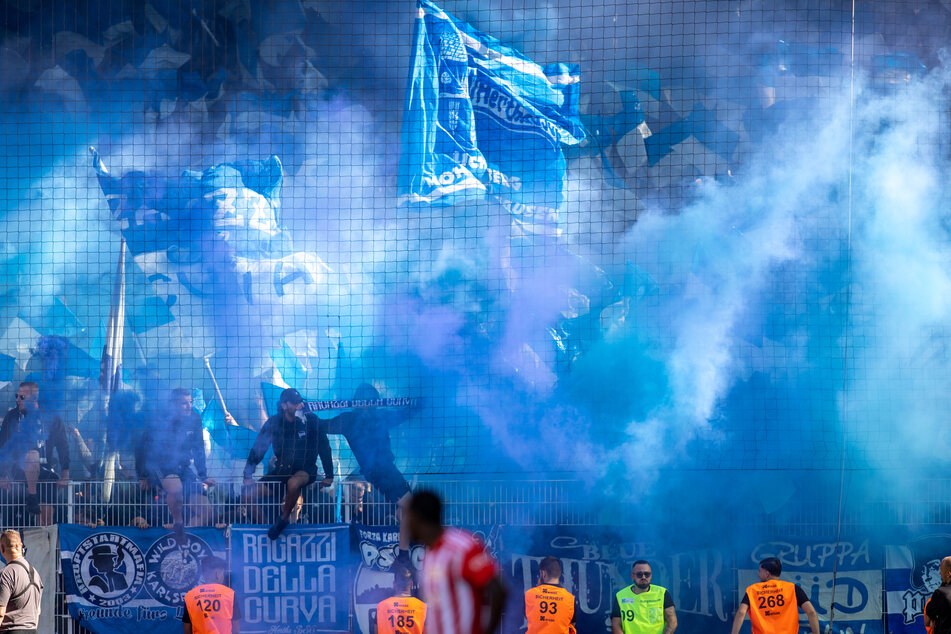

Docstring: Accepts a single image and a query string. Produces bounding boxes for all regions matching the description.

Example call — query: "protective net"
[0,0,947,497]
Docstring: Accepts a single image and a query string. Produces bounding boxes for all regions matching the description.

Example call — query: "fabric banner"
[500,526,732,633]
[230,524,352,633]
[59,524,227,634]
[21,525,57,634]
[351,524,426,634]
[739,538,883,634]
[885,532,951,633]
[399,0,584,235]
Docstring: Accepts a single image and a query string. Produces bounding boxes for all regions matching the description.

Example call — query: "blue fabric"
[60,525,226,634]
[398,0,584,235]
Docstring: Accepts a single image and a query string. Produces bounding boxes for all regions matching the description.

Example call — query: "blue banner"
[398,0,584,235]
[230,524,352,633]
[59,525,227,634]
[885,533,951,633]
[740,538,882,634]
[500,526,732,634]
[351,524,426,634]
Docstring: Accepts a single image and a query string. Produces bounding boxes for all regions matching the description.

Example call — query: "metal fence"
[4,475,950,633]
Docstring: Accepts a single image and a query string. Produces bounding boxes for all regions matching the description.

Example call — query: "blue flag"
[399,0,584,235]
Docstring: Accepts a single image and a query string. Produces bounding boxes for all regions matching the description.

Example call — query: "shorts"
[362,463,411,503]
[148,468,206,501]
[261,465,318,486]
[13,466,61,506]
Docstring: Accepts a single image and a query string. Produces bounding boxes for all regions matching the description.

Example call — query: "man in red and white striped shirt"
[406,491,508,634]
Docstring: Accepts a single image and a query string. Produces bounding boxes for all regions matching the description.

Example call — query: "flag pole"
[203,356,235,425]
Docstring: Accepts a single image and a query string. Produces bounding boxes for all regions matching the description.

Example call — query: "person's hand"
[243,476,256,491]
[224,413,237,427]
[132,516,149,530]
[203,478,216,489]
[319,477,334,488]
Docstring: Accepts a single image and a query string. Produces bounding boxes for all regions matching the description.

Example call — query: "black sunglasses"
[634,572,652,578]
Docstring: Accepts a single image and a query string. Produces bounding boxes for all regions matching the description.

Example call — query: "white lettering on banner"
[737,569,881,622]
[244,595,335,624]
[512,546,730,623]
[448,151,487,173]
[468,78,562,144]
[751,540,871,569]
[548,536,656,560]
[900,589,929,625]
[244,566,319,594]
[242,532,334,564]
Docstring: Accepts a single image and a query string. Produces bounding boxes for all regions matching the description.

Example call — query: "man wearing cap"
[243,388,334,539]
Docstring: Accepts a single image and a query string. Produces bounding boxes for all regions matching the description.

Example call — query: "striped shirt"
[420,528,499,634]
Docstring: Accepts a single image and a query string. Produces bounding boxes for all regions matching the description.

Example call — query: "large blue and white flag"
[399,0,584,235]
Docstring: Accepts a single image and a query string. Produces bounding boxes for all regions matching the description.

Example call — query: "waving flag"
[399,0,585,235]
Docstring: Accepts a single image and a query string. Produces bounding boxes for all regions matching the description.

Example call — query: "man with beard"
[612,561,677,634]
[243,388,334,540]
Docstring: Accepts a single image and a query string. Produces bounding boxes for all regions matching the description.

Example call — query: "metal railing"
[10,475,951,633]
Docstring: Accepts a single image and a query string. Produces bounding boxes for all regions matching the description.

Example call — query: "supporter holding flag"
[323,383,417,549]
[399,0,584,235]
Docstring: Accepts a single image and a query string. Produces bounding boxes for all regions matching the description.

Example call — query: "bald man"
[924,557,951,634]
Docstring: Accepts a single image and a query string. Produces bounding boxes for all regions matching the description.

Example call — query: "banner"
[60,525,227,634]
[399,0,584,235]
[501,526,732,633]
[230,524,352,633]
[739,538,882,634]
[885,533,951,633]
[21,525,57,634]
[351,524,426,634]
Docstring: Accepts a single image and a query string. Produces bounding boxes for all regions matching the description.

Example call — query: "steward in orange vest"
[377,565,426,634]
[730,557,819,634]
[183,556,240,634]
[525,557,577,634]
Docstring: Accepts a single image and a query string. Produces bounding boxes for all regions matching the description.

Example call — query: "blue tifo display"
[398,0,585,236]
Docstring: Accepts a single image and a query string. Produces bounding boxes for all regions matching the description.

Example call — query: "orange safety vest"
[746,579,799,634]
[377,596,426,634]
[525,584,576,634]
[184,583,236,634]
[926,597,933,634]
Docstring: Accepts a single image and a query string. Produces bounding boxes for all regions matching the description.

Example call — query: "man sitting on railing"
[136,389,215,543]
[0,382,70,526]
[242,388,334,540]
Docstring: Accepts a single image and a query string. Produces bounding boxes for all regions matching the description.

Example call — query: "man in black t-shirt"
[243,388,334,540]
[925,556,951,634]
